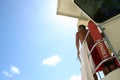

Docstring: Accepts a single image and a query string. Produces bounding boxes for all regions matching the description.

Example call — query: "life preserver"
[88,21,111,60]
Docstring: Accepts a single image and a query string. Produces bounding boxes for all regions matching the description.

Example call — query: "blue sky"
[0,0,81,80]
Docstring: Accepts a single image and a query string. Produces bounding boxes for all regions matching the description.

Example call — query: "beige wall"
[103,68,120,80]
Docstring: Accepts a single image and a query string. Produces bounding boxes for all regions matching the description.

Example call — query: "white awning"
[56,0,88,20]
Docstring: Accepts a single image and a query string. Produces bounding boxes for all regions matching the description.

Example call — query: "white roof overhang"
[56,0,89,20]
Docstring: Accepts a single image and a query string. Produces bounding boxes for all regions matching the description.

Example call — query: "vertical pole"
[98,72,102,80]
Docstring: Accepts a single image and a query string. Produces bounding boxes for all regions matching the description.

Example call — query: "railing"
[82,29,120,80]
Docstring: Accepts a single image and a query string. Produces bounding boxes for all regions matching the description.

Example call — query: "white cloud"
[70,75,81,80]
[10,65,20,74]
[2,71,13,77]
[42,55,61,66]
[2,65,20,78]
